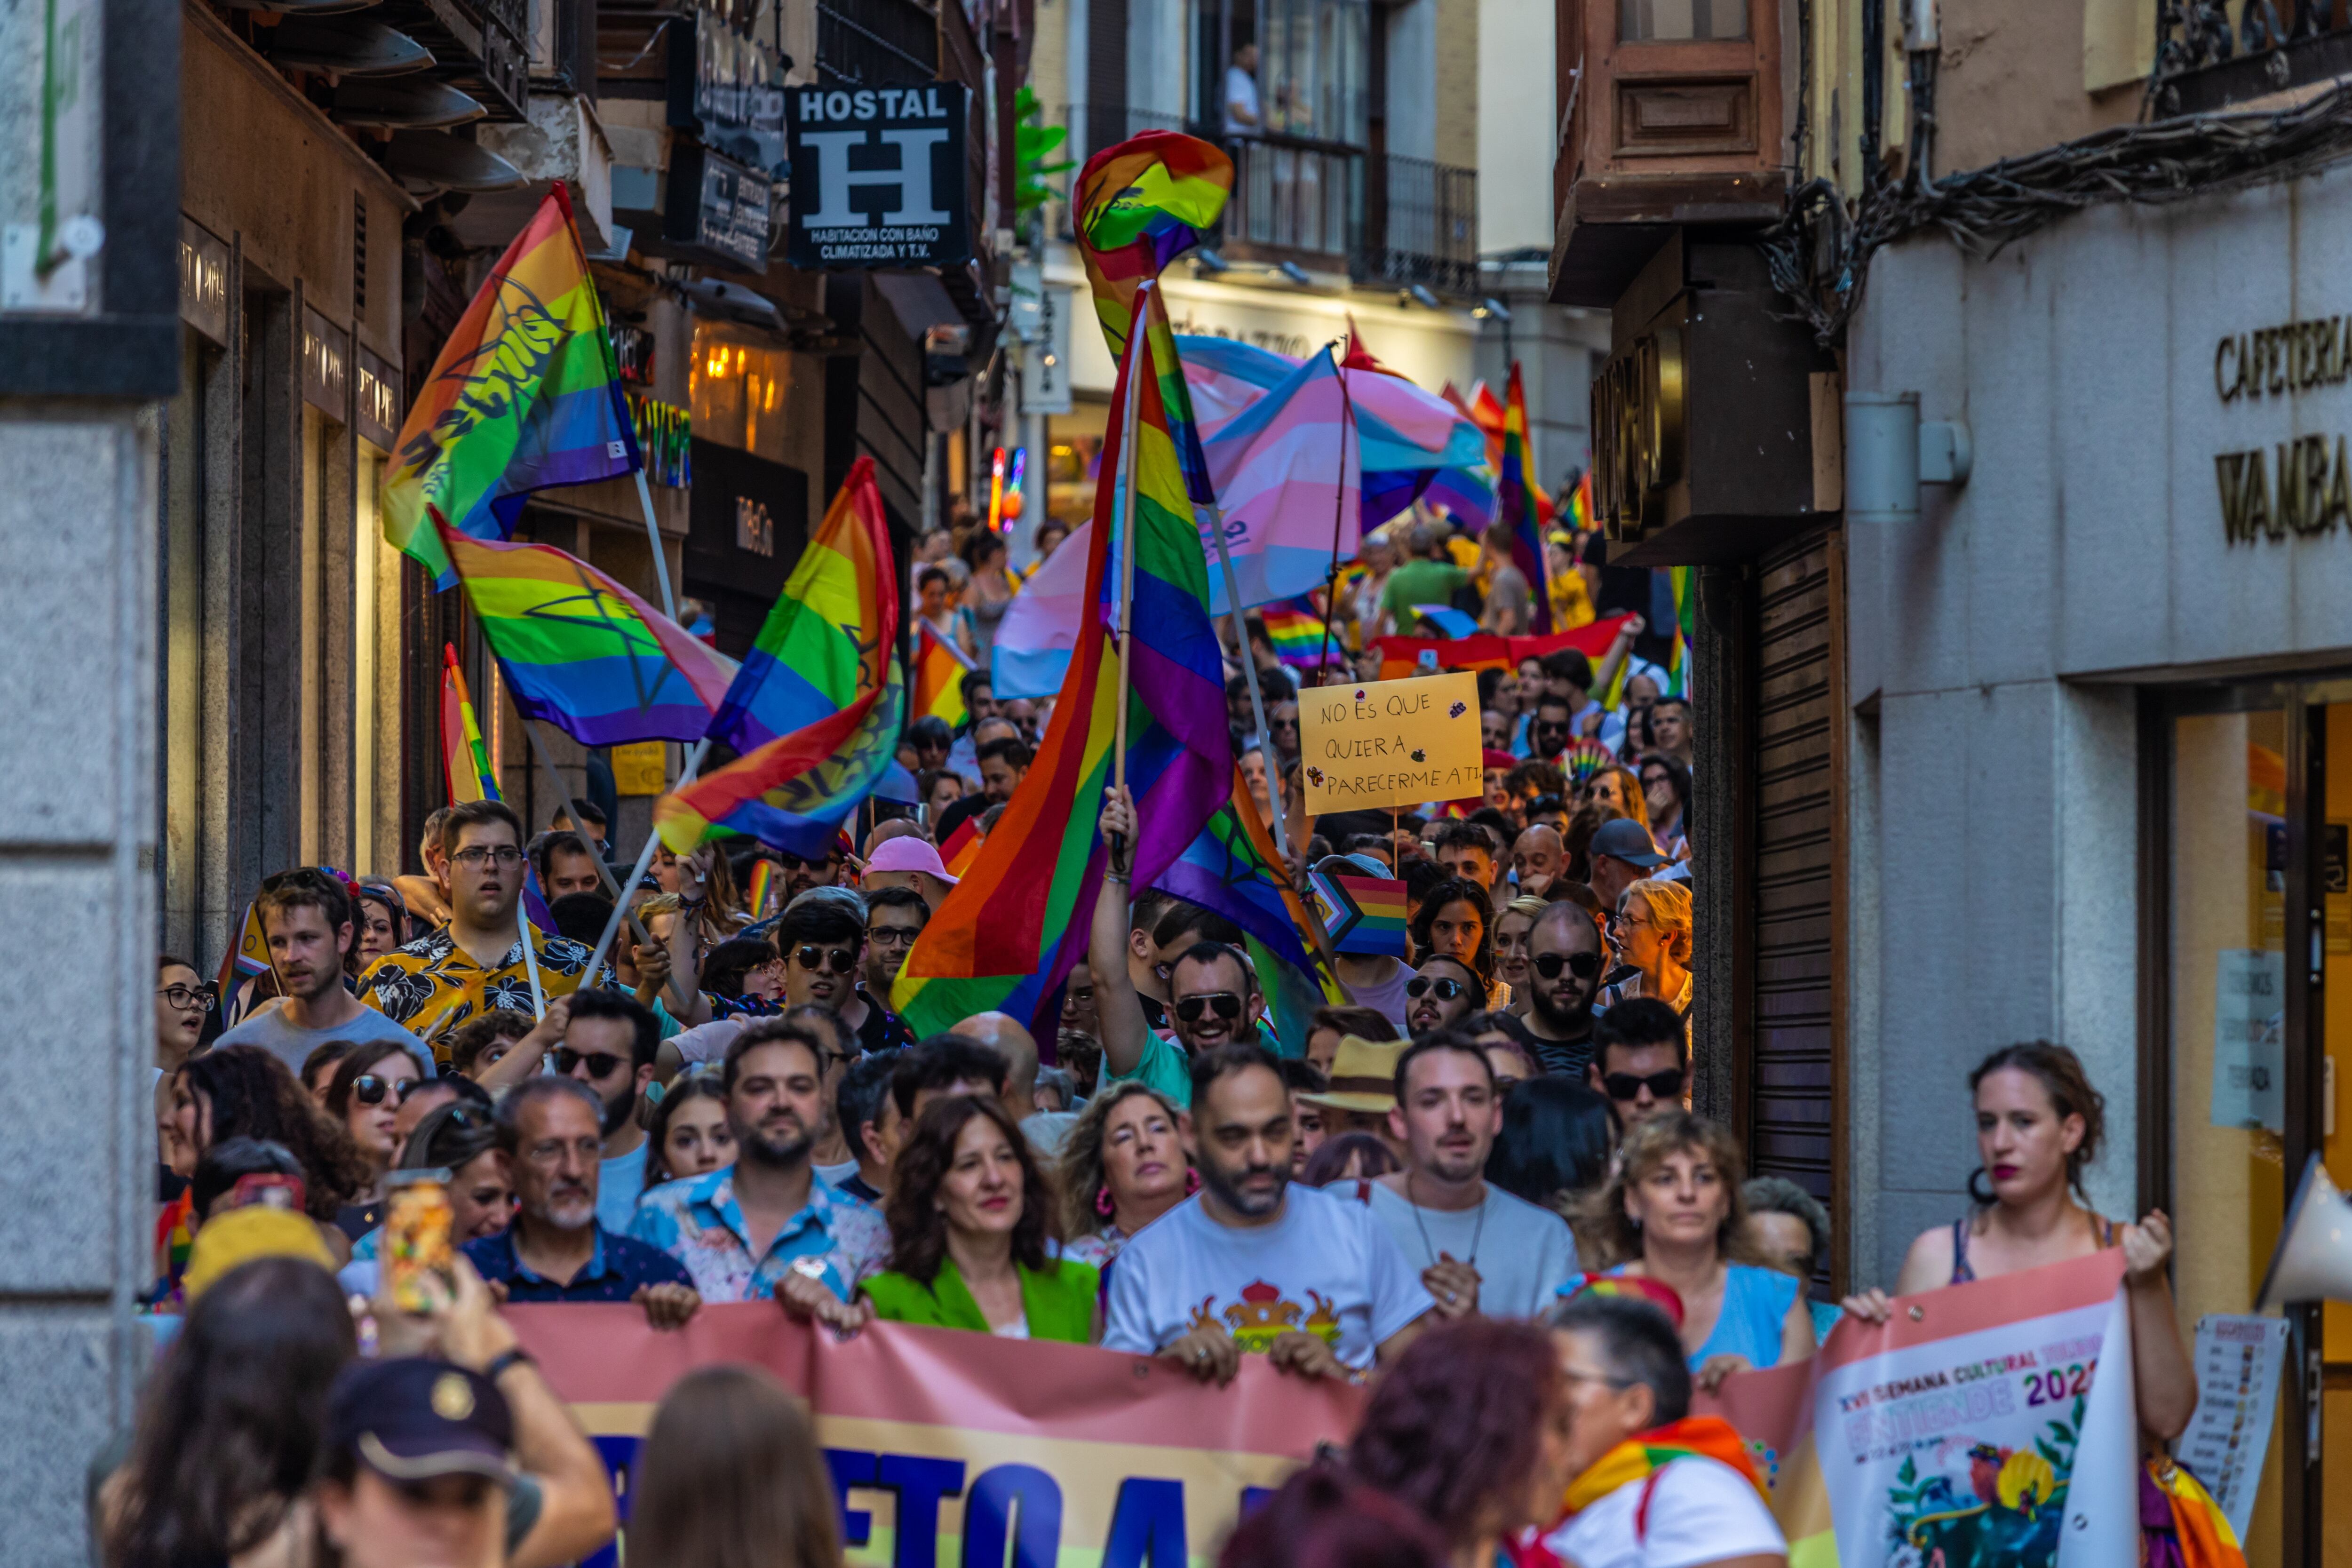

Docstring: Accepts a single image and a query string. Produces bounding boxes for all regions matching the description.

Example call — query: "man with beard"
[217,868,425,1075]
[463,1077,699,1324]
[553,990,660,1232]
[1102,1043,1433,1382]
[631,1020,889,1306]
[1520,901,1607,1079]
[1365,1034,1578,1320]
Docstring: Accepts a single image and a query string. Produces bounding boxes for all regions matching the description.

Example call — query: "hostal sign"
[2213,311,2352,545]
[785,82,970,270]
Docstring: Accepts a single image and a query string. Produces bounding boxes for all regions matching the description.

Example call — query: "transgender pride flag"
[1194,345,1359,615]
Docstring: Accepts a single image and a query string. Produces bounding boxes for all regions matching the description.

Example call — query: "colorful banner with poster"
[1692,1250,2142,1568]
[507,1301,1363,1568]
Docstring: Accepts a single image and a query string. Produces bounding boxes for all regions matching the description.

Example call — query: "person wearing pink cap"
[861,835,959,911]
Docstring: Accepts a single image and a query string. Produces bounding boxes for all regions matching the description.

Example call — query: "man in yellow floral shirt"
[359,799,614,1063]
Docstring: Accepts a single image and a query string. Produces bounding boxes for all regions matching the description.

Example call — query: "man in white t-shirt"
[1543,1294,1787,1568]
[1102,1043,1432,1380]
[1223,43,1261,137]
[1365,1033,1577,1320]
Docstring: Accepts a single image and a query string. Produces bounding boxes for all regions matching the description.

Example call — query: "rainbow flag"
[433,520,738,746]
[1070,130,1233,360]
[896,133,1234,1040]
[1260,599,1336,668]
[441,644,501,804]
[1498,362,1550,633]
[654,458,905,860]
[939,816,984,878]
[1308,870,1409,958]
[1665,564,1694,696]
[745,860,779,921]
[911,621,973,729]
[1565,469,1594,532]
[383,186,638,584]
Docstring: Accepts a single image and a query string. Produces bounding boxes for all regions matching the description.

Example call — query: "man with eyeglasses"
[862,886,930,998]
[218,868,428,1078]
[360,801,615,1061]
[1588,998,1690,1130]
[777,891,916,1057]
[462,1076,700,1325]
[548,989,661,1232]
[1520,900,1608,1079]
[1266,698,1302,770]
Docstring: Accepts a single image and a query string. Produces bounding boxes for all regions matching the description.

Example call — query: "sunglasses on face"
[1174,991,1243,1023]
[1406,976,1468,1001]
[1532,951,1603,979]
[1603,1069,1685,1101]
[351,1075,420,1106]
[792,945,858,975]
[775,852,834,871]
[156,983,216,1012]
[554,1050,626,1078]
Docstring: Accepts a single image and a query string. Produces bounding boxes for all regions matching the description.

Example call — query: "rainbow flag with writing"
[895,134,1234,1040]
[433,520,738,746]
[384,186,638,584]
[654,458,905,860]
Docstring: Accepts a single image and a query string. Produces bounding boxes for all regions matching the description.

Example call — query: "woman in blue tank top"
[1593,1112,1816,1390]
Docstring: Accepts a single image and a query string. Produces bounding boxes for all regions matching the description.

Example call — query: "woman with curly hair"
[1408,876,1497,1005]
[1346,1317,1574,1568]
[861,1096,1099,1342]
[1055,1081,1192,1269]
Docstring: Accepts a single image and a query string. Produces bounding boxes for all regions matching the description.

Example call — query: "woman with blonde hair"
[1056,1081,1192,1269]
[1491,896,1547,1019]
[625,1364,842,1568]
[1600,875,1692,1014]
[1593,1113,1814,1391]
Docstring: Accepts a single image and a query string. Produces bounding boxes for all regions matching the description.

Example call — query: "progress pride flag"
[509,1303,1363,1567]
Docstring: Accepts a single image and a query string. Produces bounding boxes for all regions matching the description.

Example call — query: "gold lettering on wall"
[2216,435,2352,545]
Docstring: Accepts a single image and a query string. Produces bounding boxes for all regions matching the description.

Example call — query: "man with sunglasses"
[1526,694,1581,764]
[777,892,915,1057]
[218,868,428,1077]
[1520,900,1608,1078]
[550,990,661,1233]
[1588,998,1690,1129]
[361,801,615,1060]
[776,842,846,905]
[1405,957,1480,1035]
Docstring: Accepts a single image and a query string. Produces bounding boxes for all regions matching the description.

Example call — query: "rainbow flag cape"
[912,621,974,729]
[654,458,905,860]
[896,132,1234,1040]
[441,644,501,804]
[1498,362,1551,633]
[1307,870,1409,957]
[383,186,638,584]
[433,520,738,746]
[1563,1417,1768,1517]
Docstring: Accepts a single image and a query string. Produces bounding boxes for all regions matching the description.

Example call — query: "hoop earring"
[1184,1168,1201,1196]
[1966,1167,1996,1207]
[1095,1185,1116,1218]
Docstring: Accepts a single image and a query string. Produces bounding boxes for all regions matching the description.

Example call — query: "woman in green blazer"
[861,1094,1099,1344]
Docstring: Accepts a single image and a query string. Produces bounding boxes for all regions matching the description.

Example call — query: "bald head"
[954,1009,1041,1115]
[865,817,922,857]
[1511,824,1564,895]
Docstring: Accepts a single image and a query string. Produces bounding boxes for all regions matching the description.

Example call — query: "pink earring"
[1184,1168,1201,1196]
[1095,1185,1116,1218]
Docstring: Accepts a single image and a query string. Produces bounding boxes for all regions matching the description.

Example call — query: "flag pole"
[521,718,679,998]
[635,469,682,624]
[1205,506,1287,858]
[586,737,713,985]
[1109,287,1147,826]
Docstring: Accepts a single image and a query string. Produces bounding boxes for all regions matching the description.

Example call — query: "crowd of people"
[113,501,2203,1568]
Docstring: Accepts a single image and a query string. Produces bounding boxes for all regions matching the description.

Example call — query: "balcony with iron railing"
[2154,0,2352,114]
[815,0,937,85]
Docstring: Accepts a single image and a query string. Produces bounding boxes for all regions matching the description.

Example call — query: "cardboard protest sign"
[510,1302,1362,1568]
[1297,671,1481,813]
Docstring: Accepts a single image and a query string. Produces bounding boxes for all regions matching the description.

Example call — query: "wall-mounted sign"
[1021,282,1072,416]
[301,305,349,420]
[785,82,971,270]
[178,217,229,346]
[687,436,804,606]
[354,346,401,452]
[669,11,787,178]
[2210,309,2352,546]
[1592,325,1685,542]
[665,142,771,273]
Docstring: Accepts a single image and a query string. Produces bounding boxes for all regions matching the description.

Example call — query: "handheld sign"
[1298,671,1481,814]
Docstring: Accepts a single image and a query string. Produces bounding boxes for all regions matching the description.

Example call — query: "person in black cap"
[1585,817,1668,912]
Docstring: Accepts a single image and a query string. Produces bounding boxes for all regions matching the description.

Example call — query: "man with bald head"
[956,1008,1082,1154]
[1520,900,1606,1078]
[1510,824,1565,901]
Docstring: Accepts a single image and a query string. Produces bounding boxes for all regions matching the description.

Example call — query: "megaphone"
[2254,1154,2352,1311]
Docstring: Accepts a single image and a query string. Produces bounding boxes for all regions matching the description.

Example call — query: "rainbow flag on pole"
[1498,362,1551,633]
[441,644,501,804]
[654,458,906,860]
[383,185,639,584]
[911,621,974,729]
[433,521,738,746]
[1664,564,1695,696]
[895,133,1235,1040]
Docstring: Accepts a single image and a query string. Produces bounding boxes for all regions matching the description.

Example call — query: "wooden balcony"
[1549,0,1787,308]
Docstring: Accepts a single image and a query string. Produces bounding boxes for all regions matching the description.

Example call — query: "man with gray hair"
[461,1076,699,1324]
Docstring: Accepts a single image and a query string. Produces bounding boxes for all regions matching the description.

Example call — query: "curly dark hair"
[882,1095,1055,1284]
[1407,876,1494,988]
[176,1047,372,1220]
[1345,1318,1565,1548]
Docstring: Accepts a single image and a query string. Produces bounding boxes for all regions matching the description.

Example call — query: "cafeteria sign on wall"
[785,82,969,269]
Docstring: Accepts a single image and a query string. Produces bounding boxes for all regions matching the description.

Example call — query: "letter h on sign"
[798,127,952,229]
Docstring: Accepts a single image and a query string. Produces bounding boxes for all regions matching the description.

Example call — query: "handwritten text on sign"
[1298,671,1482,813]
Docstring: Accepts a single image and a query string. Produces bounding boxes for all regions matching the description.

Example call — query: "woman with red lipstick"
[863,1095,1101,1342]
[1056,1082,1193,1269]
[1840,1041,2195,1441]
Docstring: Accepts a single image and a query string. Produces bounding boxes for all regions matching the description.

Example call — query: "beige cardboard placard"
[1298,671,1482,813]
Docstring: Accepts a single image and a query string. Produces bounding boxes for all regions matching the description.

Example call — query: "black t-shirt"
[934,792,989,843]
[1513,1011,1595,1082]
[853,994,917,1055]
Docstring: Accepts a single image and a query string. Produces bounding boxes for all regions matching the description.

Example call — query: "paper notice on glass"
[2210,949,2284,1132]
[2176,1314,2289,1541]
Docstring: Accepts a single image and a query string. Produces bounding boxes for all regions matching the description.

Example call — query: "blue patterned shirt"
[629,1167,889,1304]
[462,1224,691,1303]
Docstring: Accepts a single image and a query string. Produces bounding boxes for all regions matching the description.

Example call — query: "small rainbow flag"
[1665,564,1694,697]
[441,644,500,805]
[745,860,779,920]
[1260,600,1336,667]
[911,621,974,729]
[1308,869,1409,958]
[383,185,638,584]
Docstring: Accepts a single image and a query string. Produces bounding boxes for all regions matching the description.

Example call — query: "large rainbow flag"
[1498,362,1551,633]
[895,133,1235,1039]
[383,185,639,584]
[653,458,906,860]
[433,520,738,746]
